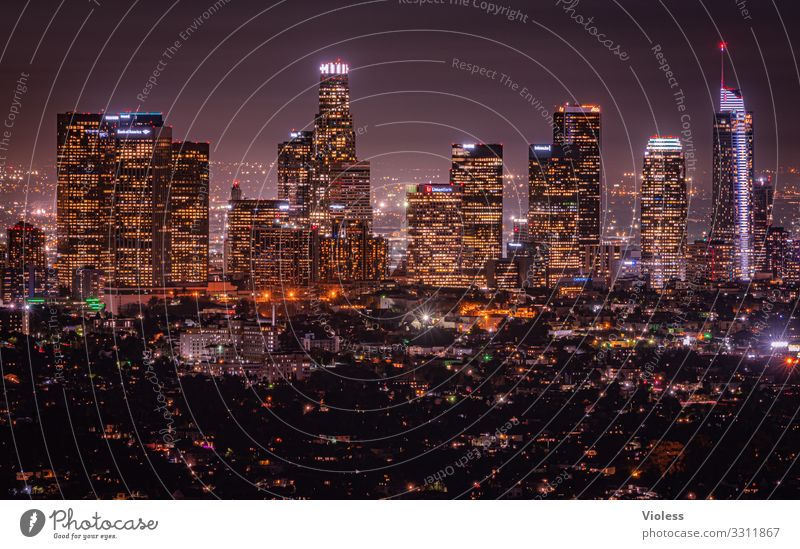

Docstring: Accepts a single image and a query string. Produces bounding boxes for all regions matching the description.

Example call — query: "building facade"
[406,184,464,287]
[450,144,503,280]
[712,86,754,281]
[168,141,209,287]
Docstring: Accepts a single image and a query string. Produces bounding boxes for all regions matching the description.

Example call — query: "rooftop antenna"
[719,41,727,89]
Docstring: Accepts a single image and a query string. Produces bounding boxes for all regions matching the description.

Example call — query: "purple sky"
[1,0,799,202]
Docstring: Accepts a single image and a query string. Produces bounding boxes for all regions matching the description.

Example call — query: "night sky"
[2,0,799,208]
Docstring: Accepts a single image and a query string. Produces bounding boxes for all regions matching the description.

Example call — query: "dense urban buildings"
[640,137,688,289]
[4,43,800,504]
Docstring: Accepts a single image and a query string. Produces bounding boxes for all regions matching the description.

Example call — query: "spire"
[720,41,727,90]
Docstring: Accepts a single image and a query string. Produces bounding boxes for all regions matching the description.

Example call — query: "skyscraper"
[528,144,582,282]
[3,221,46,303]
[765,226,788,280]
[314,220,387,284]
[329,160,373,234]
[450,144,503,280]
[56,112,115,290]
[553,104,601,270]
[406,184,464,287]
[251,224,312,291]
[111,113,173,288]
[311,61,357,230]
[278,131,313,225]
[168,141,209,287]
[226,194,290,281]
[713,47,754,281]
[752,176,773,274]
[640,137,687,289]
[57,111,210,292]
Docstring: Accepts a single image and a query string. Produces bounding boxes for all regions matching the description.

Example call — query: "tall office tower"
[713,47,754,281]
[406,184,464,287]
[251,224,311,291]
[277,131,313,224]
[104,112,173,288]
[752,176,773,273]
[314,220,387,283]
[553,104,601,270]
[450,144,503,279]
[329,161,373,234]
[311,61,357,229]
[528,144,582,283]
[226,197,290,281]
[168,142,209,286]
[56,112,115,290]
[3,221,46,303]
[765,226,788,280]
[640,137,688,290]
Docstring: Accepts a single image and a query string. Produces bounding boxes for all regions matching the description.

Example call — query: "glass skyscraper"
[713,85,754,281]
[553,104,601,273]
[450,143,503,282]
[640,137,687,290]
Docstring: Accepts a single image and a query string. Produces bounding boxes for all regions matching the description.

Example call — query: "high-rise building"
[329,161,373,235]
[278,131,313,225]
[450,144,503,278]
[168,142,209,287]
[752,176,773,274]
[528,144,582,282]
[226,193,290,281]
[687,238,734,284]
[314,220,387,283]
[110,113,173,288]
[57,112,210,291]
[765,226,789,280]
[640,137,687,289]
[56,112,115,290]
[406,184,464,287]
[311,61,357,229]
[3,221,46,303]
[713,50,754,281]
[553,104,601,269]
[251,224,312,291]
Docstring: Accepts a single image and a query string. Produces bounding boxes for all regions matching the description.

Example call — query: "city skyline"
[3,0,800,512]
[8,52,787,296]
